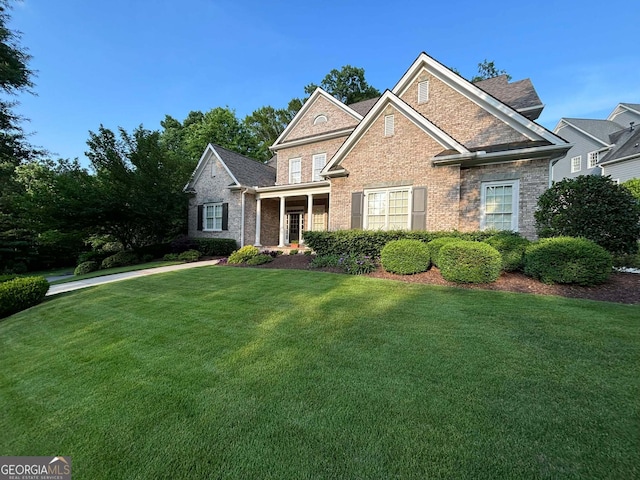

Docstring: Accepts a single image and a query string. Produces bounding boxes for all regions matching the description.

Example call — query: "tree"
[243,98,302,161]
[471,59,511,83]
[622,178,640,201]
[304,65,380,105]
[535,175,640,254]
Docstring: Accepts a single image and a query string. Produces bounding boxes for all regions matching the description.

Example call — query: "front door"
[286,212,303,244]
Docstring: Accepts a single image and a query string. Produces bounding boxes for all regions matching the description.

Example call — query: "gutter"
[432,143,572,168]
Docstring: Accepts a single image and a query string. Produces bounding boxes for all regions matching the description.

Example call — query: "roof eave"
[432,144,572,167]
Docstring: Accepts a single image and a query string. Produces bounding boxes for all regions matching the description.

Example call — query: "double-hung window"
[289,158,301,184]
[588,151,599,168]
[204,203,223,231]
[481,180,519,231]
[571,155,582,173]
[312,153,327,182]
[364,188,410,230]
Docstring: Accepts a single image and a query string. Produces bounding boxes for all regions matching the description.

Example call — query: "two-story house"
[184,53,570,247]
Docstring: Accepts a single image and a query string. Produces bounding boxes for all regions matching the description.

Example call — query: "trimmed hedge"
[177,250,201,262]
[101,251,139,269]
[381,239,431,274]
[483,232,530,272]
[0,276,49,319]
[427,237,462,268]
[74,261,99,275]
[524,237,612,286]
[0,274,18,283]
[228,245,259,264]
[439,241,502,284]
[246,254,274,266]
[170,236,237,256]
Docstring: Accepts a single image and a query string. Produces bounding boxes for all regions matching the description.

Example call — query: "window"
[312,153,327,182]
[588,151,599,168]
[384,114,394,136]
[418,80,429,104]
[313,114,327,125]
[364,188,410,230]
[481,180,519,231]
[289,158,301,184]
[571,155,582,173]
[204,203,223,231]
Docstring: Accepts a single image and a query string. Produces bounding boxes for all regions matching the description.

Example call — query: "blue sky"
[10,0,640,164]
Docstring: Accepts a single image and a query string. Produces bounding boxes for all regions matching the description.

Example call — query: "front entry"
[285,210,304,244]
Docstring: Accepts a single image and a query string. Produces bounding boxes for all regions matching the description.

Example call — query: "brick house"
[185,52,570,247]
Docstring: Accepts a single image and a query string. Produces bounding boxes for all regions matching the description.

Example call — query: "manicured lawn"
[1,267,638,479]
[49,260,183,284]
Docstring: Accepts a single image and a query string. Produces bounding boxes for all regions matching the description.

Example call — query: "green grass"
[1,267,638,479]
[49,260,183,284]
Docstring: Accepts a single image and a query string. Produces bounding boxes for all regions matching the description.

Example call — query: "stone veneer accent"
[283,94,360,142]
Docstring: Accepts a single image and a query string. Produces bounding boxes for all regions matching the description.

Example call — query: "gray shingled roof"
[562,118,624,144]
[348,97,379,116]
[600,127,640,165]
[474,75,543,119]
[621,103,640,112]
[212,144,276,187]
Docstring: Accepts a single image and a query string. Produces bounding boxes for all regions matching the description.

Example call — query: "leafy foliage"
[381,239,431,275]
[310,254,341,269]
[427,237,462,268]
[483,231,530,272]
[74,261,99,276]
[439,241,502,284]
[304,65,380,104]
[535,175,640,254]
[246,254,273,266]
[177,249,201,262]
[192,238,237,257]
[100,251,139,270]
[524,237,612,286]
[471,60,511,83]
[0,275,48,319]
[337,253,377,275]
[622,178,640,201]
[227,245,259,264]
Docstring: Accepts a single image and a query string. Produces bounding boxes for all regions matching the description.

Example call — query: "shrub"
[428,237,462,268]
[439,241,502,283]
[612,250,640,269]
[78,250,109,265]
[524,237,612,286]
[381,239,431,275]
[0,274,18,283]
[621,178,640,201]
[304,250,312,256]
[177,250,201,262]
[101,251,139,269]
[262,250,283,258]
[193,238,237,256]
[310,254,341,268]
[246,254,274,266]
[535,175,640,254]
[338,253,377,275]
[141,254,154,263]
[170,235,198,253]
[163,253,179,261]
[0,276,49,319]
[289,249,299,255]
[134,242,172,260]
[483,232,530,272]
[74,261,99,276]
[228,245,259,264]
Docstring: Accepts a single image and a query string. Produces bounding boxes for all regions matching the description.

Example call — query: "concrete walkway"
[46,259,220,296]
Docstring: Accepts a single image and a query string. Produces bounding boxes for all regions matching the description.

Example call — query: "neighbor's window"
[571,155,582,173]
[588,151,599,168]
[204,203,223,231]
[364,188,410,230]
[481,180,519,231]
[312,153,327,182]
[289,158,301,184]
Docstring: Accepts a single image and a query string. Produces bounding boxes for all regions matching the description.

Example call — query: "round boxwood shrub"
[246,254,274,266]
[483,232,530,272]
[381,239,431,274]
[101,251,139,269]
[228,245,259,264]
[177,249,201,262]
[524,237,612,286]
[428,237,461,268]
[0,276,49,319]
[439,241,502,283]
[74,261,99,276]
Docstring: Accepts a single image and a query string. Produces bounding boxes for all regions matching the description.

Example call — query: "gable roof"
[184,144,275,192]
[392,52,562,145]
[474,75,544,120]
[270,88,362,150]
[348,97,379,116]
[608,103,640,122]
[555,118,624,146]
[599,126,640,166]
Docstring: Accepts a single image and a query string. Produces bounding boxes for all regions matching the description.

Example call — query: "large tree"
[304,65,380,105]
[471,59,511,83]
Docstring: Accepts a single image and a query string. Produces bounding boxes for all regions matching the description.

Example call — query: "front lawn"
[1,267,638,479]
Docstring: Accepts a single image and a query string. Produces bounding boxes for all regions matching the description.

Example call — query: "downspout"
[240,189,247,247]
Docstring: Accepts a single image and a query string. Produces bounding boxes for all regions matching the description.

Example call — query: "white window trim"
[312,153,327,182]
[289,157,301,184]
[384,114,395,137]
[203,202,223,232]
[480,180,519,232]
[363,186,412,231]
[587,151,598,168]
[571,155,582,173]
[418,80,429,104]
[313,114,328,125]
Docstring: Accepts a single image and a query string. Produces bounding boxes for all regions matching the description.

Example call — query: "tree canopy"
[471,59,511,83]
[304,65,381,105]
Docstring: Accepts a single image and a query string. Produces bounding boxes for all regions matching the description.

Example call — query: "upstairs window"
[312,153,327,182]
[289,158,301,184]
[588,151,599,168]
[418,80,429,104]
[571,155,582,173]
[384,114,395,137]
[313,114,328,125]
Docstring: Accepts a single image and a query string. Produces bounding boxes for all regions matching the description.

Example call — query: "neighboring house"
[599,125,640,183]
[185,52,570,247]
[552,103,640,182]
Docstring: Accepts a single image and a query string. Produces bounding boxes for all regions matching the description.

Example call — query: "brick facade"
[284,94,359,142]
[276,136,348,186]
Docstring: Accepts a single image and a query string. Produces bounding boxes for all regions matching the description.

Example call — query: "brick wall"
[276,136,348,185]
[284,94,359,142]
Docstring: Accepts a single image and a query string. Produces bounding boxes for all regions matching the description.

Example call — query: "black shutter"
[197,205,203,231]
[411,187,427,231]
[221,203,229,231]
[351,192,364,229]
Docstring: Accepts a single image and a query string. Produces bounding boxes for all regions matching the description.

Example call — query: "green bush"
[621,178,640,201]
[228,245,259,264]
[289,249,299,255]
[78,250,109,265]
[381,239,431,274]
[428,237,462,268]
[310,254,341,269]
[524,237,612,286]
[74,261,99,276]
[177,250,201,262]
[0,274,18,283]
[304,250,312,256]
[483,232,530,272]
[163,253,179,261]
[612,250,640,269]
[439,241,502,284]
[193,238,237,256]
[101,251,139,269]
[246,254,274,266]
[0,276,49,319]
[338,253,377,275]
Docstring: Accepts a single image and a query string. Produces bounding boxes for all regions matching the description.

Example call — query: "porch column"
[278,196,286,247]
[305,194,313,244]
[254,197,262,247]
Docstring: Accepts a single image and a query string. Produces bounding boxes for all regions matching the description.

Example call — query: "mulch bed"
[230,254,640,305]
